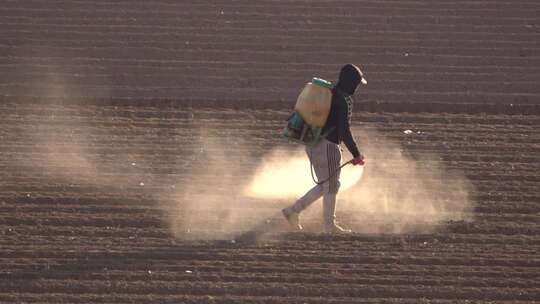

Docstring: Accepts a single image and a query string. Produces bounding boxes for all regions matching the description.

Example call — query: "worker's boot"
[323,193,352,233]
[282,207,303,231]
[324,223,352,234]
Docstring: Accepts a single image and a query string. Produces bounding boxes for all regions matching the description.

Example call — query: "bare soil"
[1,103,539,303]
[1,0,539,303]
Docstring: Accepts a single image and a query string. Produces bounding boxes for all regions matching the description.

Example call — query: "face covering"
[335,64,367,95]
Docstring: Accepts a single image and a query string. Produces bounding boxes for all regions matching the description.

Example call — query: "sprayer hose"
[309,148,353,185]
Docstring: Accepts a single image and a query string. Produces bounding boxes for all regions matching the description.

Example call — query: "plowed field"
[2,103,539,303]
[1,0,540,303]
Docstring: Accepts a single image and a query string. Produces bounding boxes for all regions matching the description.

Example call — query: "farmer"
[282,64,366,233]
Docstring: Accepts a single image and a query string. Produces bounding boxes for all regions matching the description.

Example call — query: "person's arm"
[336,97,361,159]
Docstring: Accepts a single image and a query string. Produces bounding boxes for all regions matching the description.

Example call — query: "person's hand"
[352,154,365,166]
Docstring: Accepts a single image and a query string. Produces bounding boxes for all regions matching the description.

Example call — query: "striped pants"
[288,139,342,227]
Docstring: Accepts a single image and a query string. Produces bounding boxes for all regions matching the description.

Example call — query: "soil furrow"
[0,279,538,301]
[2,1,539,302]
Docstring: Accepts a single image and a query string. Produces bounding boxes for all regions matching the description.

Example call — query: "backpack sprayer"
[283,77,332,146]
[283,77,364,185]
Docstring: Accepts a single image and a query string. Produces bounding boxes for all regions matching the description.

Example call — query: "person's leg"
[288,140,329,211]
[321,141,342,230]
[323,192,351,233]
[282,140,329,229]
[282,183,322,230]
[286,184,323,213]
[323,193,337,228]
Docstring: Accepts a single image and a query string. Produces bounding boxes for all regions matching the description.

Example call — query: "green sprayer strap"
[311,77,332,89]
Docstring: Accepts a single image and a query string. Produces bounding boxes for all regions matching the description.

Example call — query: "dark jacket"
[321,64,365,158]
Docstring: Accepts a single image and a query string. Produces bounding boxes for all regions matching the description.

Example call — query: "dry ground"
[1,0,539,303]
[1,103,539,303]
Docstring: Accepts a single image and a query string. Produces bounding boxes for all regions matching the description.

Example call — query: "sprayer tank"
[294,78,333,128]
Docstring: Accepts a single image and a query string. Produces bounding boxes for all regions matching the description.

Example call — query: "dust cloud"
[16,55,118,189]
[337,129,475,234]
[167,125,475,238]
[244,148,364,199]
[22,95,474,238]
[167,126,278,240]
[18,59,104,187]
[244,129,475,234]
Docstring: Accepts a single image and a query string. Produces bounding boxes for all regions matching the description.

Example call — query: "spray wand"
[310,157,364,185]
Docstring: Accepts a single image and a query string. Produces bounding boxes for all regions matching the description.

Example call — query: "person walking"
[282,64,366,233]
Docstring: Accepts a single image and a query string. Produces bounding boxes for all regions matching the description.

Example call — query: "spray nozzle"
[349,158,365,166]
